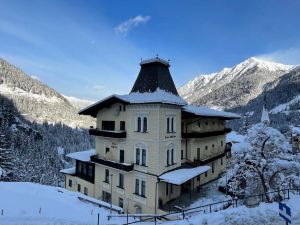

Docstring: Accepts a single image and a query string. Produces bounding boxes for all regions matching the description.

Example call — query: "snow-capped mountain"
[63,95,95,110]
[178,57,295,108]
[0,58,94,128]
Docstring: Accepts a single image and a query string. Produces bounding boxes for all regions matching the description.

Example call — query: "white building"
[61,58,240,214]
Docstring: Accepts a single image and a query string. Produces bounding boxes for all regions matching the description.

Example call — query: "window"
[170,184,173,194]
[212,144,215,148]
[212,162,215,173]
[167,149,170,166]
[221,157,223,165]
[141,149,146,166]
[205,172,208,177]
[105,147,110,153]
[135,179,146,197]
[141,181,146,197]
[119,174,124,189]
[197,148,200,160]
[171,148,174,164]
[135,179,140,194]
[119,198,124,208]
[205,146,208,150]
[221,141,224,147]
[68,179,72,187]
[136,148,140,165]
[167,117,170,132]
[137,117,141,132]
[167,116,176,133]
[205,122,208,126]
[181,150,184,160]
[84,187,88,195]
[123,105,126,111]
[88,165,93,177]
[102,121,115,131]
[82,163,87,175]
[120,150,124,163]
[136,116,148,132]
[105,169,109,183]
[143,117,147,132]
[198,122,201,128]
[119,105,122,112]
[120,121,126,131]
[77,184,81,192]
[197,175,200,181]
[77,161,82,174]
[102,191,111,203]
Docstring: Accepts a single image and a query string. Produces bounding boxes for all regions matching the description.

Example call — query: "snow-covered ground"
[0,182,299,225]
[0,182,123,225]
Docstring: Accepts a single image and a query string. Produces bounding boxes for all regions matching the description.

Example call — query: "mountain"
[178,57,294,109]
[178,57,300,133]
[0,58,94,128]
[63,95,95,110]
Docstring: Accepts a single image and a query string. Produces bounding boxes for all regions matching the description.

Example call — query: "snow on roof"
[60,167,76,175]
[122,89,187,105]
[183,105,241,119]
[159,165,210,185]
[226,131,245,143]
[261,106,270,123]
[66,149,96,162]
[292,126,300,136]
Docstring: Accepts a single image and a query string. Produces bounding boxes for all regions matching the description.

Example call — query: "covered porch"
[158,164,210,212]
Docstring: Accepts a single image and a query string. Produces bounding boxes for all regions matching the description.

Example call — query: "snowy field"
[0,182,299,225]
[0,182,125,225]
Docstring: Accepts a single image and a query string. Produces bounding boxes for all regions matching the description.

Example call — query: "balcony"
[89,128,126,138]
[90,155,134,172]
[193,150,226,166]
[182,128,231,139]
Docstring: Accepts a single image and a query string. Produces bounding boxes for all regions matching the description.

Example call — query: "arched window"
[167,117,170,133]
[135,143,147,166]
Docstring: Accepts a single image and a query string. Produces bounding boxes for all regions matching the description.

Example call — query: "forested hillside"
[0,95,94,185]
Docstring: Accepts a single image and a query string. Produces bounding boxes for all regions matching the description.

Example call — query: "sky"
[0,0,300,101]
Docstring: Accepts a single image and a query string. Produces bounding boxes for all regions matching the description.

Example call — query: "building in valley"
[61,58,240,214]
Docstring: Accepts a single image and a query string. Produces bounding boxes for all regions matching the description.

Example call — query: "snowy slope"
[0,182,117,225]
[178,57,295,108]
[0,58,95,128]
[63,95,95,110]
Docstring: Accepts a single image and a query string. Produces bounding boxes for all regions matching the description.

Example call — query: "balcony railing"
[90,155,134,172]
[89,128,126,138]
[182,128,231,139]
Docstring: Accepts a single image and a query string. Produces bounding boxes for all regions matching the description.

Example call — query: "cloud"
[256,47,300,65]
[114,15,151,36]
[93,85,105,92]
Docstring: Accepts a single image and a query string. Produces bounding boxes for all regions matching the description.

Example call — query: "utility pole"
[110,174,113,215]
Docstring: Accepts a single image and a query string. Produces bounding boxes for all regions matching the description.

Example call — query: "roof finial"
[156,53,159,59]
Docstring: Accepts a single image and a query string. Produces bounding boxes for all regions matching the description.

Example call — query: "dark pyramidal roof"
[130,57,179,96]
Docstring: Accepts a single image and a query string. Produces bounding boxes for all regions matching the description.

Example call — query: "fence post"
[97,213,100,225]
[182,210,185,219]
[127,212,129,225]
[1,209,3,215]
[209,204,212,213]
[288,189,290,199]
[39,207,41,214]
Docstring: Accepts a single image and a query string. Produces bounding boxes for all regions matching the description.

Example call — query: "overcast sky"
[1,0,300,100]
